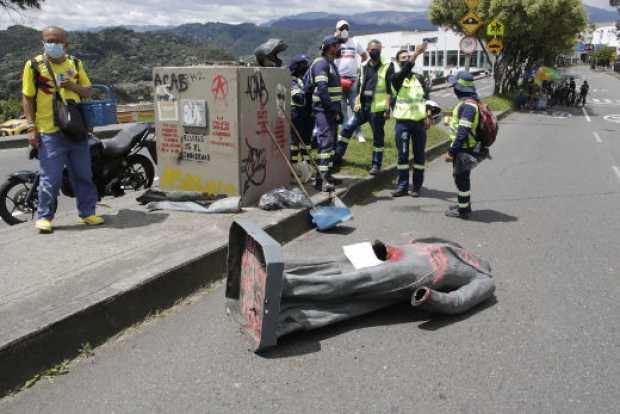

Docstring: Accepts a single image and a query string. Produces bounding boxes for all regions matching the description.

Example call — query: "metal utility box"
[153,66,290,205]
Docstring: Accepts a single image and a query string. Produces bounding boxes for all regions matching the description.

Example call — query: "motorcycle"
[0,123,157,226]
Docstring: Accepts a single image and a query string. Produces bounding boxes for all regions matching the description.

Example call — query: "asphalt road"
[2,68,620,413]
[432,76,495,110]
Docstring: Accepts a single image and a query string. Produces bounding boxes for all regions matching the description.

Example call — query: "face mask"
[44,42,65,59]
[369,50,381,62]
[339,29,349,40]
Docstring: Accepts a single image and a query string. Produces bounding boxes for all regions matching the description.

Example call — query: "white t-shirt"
[335,38,365,78]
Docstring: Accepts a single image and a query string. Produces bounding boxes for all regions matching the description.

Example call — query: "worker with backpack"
[445,71,497,219]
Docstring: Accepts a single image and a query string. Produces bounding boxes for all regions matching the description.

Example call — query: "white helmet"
[336,20,349,30]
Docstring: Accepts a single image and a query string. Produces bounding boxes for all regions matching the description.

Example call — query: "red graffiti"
[212,115,231,138]
[274,117,286,148]
[211,75,229,102]
[159,123,181,154]
[239,236,267,342]
[256,108,269,136]
[413,244,449,284]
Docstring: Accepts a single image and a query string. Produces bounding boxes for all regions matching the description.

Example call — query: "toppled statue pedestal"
[226,219,496,352]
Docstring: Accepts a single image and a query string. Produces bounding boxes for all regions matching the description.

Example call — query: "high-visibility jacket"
[358,60,391,113]
[308,56,343,113]
[393,75,427,121]
[449,100,480,151]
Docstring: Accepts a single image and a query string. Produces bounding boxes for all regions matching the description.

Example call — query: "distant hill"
[0,25,233,102]
[585,5,618,23]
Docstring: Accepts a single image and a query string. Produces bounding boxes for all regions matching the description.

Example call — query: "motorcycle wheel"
[119,154,155,192]
[0,178,37,225]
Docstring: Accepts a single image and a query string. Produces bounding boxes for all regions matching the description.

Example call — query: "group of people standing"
[288,20,486,219]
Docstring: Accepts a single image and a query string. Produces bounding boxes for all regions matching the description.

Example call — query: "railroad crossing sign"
[460,11,483,34]
[487,19,505,36]
[460,36,478,54]
[465,0,480,9]
[487,37,504,55]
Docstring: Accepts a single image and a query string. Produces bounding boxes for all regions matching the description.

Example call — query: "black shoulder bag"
[44,59,88,142]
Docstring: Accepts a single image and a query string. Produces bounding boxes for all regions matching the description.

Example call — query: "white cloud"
[0,0,613,31]
[0,0,431,30]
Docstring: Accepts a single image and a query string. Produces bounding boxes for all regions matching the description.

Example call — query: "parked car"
[0,117,32,136]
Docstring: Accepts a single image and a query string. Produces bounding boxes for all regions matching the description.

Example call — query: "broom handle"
[264,124,316,207]
[278,103,321,174]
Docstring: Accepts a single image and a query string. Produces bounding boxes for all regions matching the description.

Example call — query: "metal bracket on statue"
[225,219,284,352]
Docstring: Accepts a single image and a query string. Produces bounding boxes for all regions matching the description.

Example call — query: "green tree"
[591,46,616,66]
[429,0,587,95]
[0,97,22,122]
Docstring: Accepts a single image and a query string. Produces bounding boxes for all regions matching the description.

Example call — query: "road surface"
[1,67,619,413]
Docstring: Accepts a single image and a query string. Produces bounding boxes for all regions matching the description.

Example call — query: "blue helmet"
[289,54,310,74]
[448,71,477,94]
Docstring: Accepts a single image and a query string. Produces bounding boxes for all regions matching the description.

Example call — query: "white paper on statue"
[342,242,383,270]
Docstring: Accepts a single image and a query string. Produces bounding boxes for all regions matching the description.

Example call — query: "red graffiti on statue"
[159,123,181,154]
[413,244,449,284]
[240,236,267,342]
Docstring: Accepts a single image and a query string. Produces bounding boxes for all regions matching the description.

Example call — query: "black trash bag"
[254,39,288,67]
[258,187,313,210]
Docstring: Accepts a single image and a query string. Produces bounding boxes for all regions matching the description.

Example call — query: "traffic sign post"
[487,19,505,37]
[460,11,483,35]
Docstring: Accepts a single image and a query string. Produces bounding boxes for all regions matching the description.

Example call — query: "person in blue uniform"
[306,35,344,192]
[288,54,312,165]
[333,39,394,176]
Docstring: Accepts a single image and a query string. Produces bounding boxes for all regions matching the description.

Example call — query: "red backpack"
[465,99,498,147]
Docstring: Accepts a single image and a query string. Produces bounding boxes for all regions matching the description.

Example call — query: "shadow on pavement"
[469,209,518,224]
[261,298,497,359]
[55,209,168,231]
[420,188,458,201]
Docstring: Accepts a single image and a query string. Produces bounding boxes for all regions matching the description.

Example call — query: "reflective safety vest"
[393,75,427,121]
[291,77,305,108]
[449,101,480,150]
[359,60,390,113]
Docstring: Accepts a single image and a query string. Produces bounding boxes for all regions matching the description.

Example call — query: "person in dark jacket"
[333,39,394,176]
[288,54,312,165]
[445,71,484,219]
[306,35,344,192]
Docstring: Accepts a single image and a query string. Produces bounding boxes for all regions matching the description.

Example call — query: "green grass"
[482,95,512,112]
[338,119,449,177]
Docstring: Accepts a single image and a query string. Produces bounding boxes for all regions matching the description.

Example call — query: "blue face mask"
[43,42,66,59]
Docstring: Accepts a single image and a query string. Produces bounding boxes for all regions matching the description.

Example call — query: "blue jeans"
[38,132,98,220]
[395,120,427,191]
[334,110,386,168]
[341,79,360,136]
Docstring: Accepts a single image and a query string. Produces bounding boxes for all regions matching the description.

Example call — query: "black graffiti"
[241,137,267,194]
[245,72,269,106]
[154,73,189,92]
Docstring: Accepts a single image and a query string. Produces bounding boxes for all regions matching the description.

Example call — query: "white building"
[353,28,492,78]
[591,25,620,49]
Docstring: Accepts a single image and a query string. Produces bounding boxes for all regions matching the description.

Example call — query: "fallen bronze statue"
[226,219,496,352]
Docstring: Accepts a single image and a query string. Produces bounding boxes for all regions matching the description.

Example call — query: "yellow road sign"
[465,0,480,9]
[487,38,504,55]
[487,19,505,36]
[460,11,482,34]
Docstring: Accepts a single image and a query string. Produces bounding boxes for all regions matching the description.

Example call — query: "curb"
[0,107,512,397]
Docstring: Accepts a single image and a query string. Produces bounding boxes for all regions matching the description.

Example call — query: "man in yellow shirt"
[22,26,104,233]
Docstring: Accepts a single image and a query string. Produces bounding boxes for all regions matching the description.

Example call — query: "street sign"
[460,36,478,54]
[487,19,505,36]
[460,11,483,34]
[465,0,480,9]
[487,38,504,55]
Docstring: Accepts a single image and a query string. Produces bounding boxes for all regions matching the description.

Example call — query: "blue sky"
[0,0,615,31]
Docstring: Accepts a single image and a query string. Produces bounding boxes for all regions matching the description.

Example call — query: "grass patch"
[482,95,512,112]
[339,119,449,177]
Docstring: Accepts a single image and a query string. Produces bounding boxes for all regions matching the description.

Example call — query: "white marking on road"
[593,98,600,103]
[612,166,620,183]
[605,98,612,104]
[582,107,591,122]
[603,114,620,123]
[593,131,602,143]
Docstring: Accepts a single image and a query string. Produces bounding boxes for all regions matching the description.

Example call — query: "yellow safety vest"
[449,101,480,150]
[393,75,427,121]
[359,61,390,113]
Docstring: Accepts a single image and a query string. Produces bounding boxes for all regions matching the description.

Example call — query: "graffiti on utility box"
[181,134,210,163]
